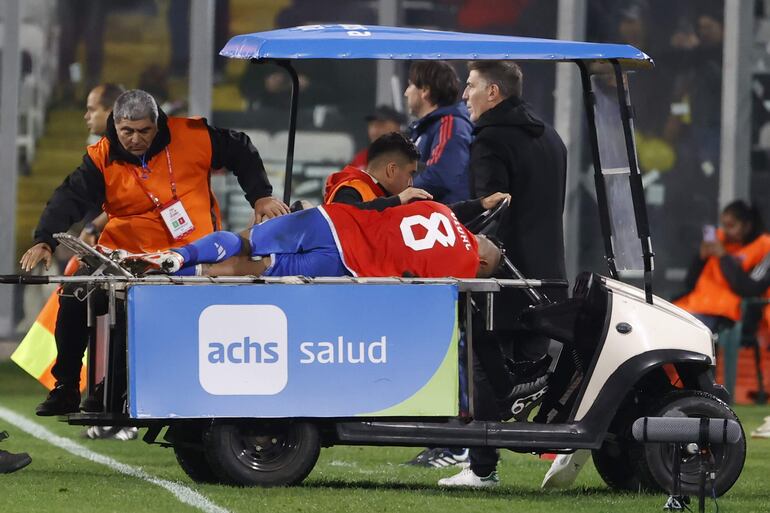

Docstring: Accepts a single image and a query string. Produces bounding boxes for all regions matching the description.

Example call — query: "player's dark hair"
[467,60,523,99]
[408,61,461,107]
[367,132,420,164]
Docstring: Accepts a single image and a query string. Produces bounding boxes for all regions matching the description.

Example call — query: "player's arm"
[449,193,511,224]
[345,188,433,211]
[449,198,484,224]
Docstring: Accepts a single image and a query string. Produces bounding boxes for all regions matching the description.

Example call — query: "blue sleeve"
[413,117,471,202]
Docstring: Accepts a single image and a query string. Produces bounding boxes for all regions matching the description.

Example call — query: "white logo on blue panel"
[198,305,288,395]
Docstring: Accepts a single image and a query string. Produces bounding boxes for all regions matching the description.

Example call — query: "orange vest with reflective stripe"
[87,117,221,253]
[675,231,770,321]
[323,165,383,204]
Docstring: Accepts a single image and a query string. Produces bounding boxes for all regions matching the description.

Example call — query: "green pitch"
[1,361,769,513]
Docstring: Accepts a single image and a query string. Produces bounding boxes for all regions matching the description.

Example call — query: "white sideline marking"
[0,405,231,513]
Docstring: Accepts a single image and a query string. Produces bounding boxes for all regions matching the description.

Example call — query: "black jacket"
[33,110,272,249]
[720,253,770,297]
[470,96,568,326]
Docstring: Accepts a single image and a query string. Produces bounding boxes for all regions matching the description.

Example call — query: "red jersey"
[320,201,479,278]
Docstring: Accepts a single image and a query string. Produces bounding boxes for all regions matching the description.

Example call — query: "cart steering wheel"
[465,196,510,236]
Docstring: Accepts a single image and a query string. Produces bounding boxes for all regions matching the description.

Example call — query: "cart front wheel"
[639,390,746,497]
[203,421,320,487]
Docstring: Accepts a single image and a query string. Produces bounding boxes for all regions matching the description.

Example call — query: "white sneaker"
[751,416,770,438]
[112,427,139,441]
[83,426,139,441]
[438,467,499,488]
[541,450,590,489]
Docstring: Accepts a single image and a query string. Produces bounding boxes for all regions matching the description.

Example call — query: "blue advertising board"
[127,284,459,418]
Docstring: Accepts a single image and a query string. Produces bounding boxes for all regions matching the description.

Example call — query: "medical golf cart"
[2,26,745,496]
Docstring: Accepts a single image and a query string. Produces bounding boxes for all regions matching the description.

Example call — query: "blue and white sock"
[173,231,243,265]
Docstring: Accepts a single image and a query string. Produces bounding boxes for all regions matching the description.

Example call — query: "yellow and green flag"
[11,257,87,391]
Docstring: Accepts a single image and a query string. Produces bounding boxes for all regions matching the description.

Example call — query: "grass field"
[1,360,769,513]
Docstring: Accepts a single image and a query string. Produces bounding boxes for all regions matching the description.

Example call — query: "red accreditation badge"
[159,199,195,240]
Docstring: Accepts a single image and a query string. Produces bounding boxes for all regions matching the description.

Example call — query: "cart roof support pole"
[375,0,404,109]
[0,0,21,336]
[556,0,587,285]
[274,60,299,205]
[188,0,214,120]
[719,0,753,209]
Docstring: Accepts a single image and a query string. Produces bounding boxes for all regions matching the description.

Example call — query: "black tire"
[203,421,320,487]
[639,390,746,497]
[175,447,221,484]
[592,394,657,492]
[168,425,221,484]
[592,432,648,491]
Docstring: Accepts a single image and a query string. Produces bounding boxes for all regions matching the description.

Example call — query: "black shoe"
[405,447,470,468]
[0,432,31,474]
[35,383,81,416]
[0,449,32,474]
[505,354,552,384]
[499,374,550,422]
[80,381,104,413]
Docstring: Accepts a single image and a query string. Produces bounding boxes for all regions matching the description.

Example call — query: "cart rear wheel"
[203,421,320,487]
[639,390,746,497]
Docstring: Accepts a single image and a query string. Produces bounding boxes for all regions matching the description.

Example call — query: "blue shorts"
[248,208,350,278]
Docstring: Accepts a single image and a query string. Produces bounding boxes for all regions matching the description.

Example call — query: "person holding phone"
[675,201,770,331]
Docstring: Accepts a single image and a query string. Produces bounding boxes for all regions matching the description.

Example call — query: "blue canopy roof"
[220,24,652,68]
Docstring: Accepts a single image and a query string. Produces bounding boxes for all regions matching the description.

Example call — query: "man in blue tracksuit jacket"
[403,63,474,470]
[405,61,473,204]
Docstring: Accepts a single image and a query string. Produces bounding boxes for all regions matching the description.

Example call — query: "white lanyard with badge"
[131,148,194,240]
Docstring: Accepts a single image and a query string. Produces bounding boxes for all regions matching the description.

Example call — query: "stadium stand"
[218,130,354,230]
[0,1,57,168]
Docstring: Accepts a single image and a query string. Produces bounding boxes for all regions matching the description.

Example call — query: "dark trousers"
[51,273,107,386]
[469,327,550,476]
[57,0,106,91]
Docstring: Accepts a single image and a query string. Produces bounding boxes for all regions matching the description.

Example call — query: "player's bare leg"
[198,255,271,276]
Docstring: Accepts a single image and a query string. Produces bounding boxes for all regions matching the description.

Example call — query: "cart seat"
[518,272,609,349]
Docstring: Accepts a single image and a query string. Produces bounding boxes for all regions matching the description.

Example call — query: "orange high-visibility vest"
[87,117,222,253]
[323,165,384,204]
[675,231,770,321]
[12,257,87,391]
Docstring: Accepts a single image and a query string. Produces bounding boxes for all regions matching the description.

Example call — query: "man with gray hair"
[20,89,287,416]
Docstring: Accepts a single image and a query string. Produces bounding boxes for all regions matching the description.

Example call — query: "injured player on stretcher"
[130,195,505,280]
